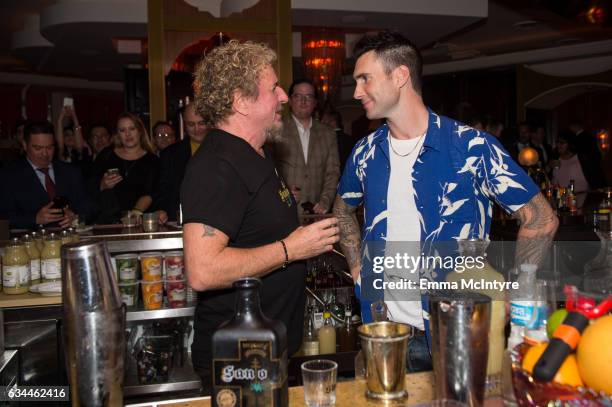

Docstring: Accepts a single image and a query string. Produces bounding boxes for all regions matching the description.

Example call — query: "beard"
[265,121,283,143]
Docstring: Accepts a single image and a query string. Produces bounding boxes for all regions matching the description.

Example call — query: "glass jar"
[2,237,30,294]
[446,238,506,397]
[60,229,72,246]
[583,229,612,296]
[22,234,42,285]
[41,232,62,283]
[31,230,44,252]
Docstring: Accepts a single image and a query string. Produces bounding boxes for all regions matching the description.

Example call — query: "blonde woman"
[90,112,160,223]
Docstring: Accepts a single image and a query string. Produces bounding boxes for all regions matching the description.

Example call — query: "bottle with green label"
[212,278,288,407]
[3,237,30,294]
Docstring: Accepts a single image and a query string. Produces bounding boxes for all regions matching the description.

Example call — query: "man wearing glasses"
[152,121,177,152]
[272,78,340,215]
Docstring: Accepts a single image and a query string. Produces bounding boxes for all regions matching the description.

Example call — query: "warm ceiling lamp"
[597,129,609,151]
[302,31,345,99]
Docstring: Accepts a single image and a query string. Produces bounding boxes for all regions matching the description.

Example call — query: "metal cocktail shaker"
[62,240,125,406]
[429,291,491,407]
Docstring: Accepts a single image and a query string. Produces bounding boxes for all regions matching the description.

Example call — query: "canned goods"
[165,279,186,308]
[115,253,138,282]
[141,280,163,310]
[140,252,163,281]
[164,251,184,281]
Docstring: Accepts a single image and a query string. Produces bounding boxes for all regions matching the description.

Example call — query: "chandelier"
[302,31,345,98]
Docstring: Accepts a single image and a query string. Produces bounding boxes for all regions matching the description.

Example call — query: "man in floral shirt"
[333,31,559,372]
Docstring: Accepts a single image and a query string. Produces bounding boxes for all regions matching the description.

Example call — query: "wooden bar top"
[0,291,61,308]
[128,372,435,407]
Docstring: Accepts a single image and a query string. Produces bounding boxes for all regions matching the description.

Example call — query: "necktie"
[37,167,56,200]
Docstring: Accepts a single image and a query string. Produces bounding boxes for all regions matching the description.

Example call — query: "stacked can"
[115,253,139,307]
[164,251,186,308]
[140,252,163,310]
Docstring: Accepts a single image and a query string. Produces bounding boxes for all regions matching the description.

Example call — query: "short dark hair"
[24,121,54,143]
[90,123,110,134]
[153,121,174,133]
[353,31,423,94]
[288,78,318,99]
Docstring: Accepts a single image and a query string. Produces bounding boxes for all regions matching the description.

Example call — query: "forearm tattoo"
[202,224,216,237]
[332,195,362,270]
[512,193,558,268]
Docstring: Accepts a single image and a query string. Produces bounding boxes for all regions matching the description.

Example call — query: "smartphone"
[63,97,74,107]
[51,196,69,216]
[107,168,120,176]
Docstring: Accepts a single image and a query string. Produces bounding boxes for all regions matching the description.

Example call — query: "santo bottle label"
[213,340,286,407]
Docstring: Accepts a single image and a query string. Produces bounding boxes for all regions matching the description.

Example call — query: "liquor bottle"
[338,310,358,352]
[302,306,319,356]
[567,180,577,214]
[318,311,336,354]
[329,290,345,322]
[211,278,288,406]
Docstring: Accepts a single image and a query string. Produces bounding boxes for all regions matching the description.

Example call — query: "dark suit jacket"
[0,158,92,229]
[154,138,192,221]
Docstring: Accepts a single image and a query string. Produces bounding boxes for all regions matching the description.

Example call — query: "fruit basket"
[511,342,612,406]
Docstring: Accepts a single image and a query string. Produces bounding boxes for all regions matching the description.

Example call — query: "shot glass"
[301,359,337,407]
[142,212,159,232]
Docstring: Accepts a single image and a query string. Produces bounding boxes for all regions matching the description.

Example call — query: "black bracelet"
[279,240,289,269]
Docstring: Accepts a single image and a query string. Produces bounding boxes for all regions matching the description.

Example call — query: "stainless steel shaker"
[429,291,491,407]
[62,240,125,406]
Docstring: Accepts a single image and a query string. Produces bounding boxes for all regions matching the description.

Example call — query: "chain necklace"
[388,134,424,157]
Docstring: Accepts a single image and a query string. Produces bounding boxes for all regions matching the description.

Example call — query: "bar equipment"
[62,240,125,406]
[429,291,491,407]
[357,321,410,400]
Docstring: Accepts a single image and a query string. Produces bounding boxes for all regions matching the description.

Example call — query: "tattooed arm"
[332,195,362,282]
[512,192,559,268]
[183,218,339,291]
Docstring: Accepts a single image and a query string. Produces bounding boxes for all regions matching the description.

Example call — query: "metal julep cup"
[429,291,491,407]
[62,240,125,406]
[357,321,411,400]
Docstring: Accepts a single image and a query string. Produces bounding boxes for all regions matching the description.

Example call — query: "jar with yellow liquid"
[22,234,42,285]
[2,237,30,294]
[31,230,44,252]
[446,239,506,397]
[41,233,62,283]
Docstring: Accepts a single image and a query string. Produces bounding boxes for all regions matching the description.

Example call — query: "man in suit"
[272,78,340,214]
[0,121,91,229]
[156,103,208,222]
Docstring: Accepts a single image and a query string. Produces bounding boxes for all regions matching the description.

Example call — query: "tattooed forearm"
[512,193,559,267]
[332,195,362,277]
[202,224,216,237]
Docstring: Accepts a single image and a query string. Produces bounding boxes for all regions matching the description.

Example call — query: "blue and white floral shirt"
[337,108,539,333]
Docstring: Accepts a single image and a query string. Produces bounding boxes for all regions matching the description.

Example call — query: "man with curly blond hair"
[181,40,340,393]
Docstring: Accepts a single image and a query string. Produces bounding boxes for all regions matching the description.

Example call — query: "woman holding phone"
[90,112,159,223]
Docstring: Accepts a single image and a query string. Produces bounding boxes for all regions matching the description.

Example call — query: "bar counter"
[129,372,435,407]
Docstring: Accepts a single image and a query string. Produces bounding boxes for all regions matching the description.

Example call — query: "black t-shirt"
[181,129,306,369]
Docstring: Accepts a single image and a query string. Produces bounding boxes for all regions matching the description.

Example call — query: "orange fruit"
[577,315,612,395]
[522,343,584,387]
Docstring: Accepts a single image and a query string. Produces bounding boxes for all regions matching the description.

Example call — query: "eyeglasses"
[155,133,174,139]
[291,94,316,103]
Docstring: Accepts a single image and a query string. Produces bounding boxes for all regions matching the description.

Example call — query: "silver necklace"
[388,135,424,157]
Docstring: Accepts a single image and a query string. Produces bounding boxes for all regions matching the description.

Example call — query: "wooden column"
[276,0,292,91]
[147,0,166,130]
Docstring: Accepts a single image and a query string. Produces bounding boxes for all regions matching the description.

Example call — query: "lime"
[547,308,568,338]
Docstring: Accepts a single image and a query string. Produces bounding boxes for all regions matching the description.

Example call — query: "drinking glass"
[301,359,337,407]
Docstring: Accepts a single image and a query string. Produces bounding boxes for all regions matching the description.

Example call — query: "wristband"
[279,240,289,269]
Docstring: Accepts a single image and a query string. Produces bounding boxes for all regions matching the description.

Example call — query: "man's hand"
[284,217,339,261]
[58,207,76,229]
[35,202,65,225]
[100,171,123,190]
[313,203,327,214]
[158,210,168,225]
[290,186,301,203]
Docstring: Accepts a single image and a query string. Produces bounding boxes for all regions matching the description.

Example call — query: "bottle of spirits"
[212,278,288,407]
[338,310,358,352]
[302,306,320,356]
[318,311,336,354]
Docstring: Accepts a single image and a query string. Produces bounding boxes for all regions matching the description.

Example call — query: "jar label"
[3,265,28,287]
[121,293,134,306]
[30,259,41,281]
[166,264,183,279]
[42,258,61,279]
[119,267,136,281]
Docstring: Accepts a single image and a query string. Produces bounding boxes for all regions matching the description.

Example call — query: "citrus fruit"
[522,342,584,387]
[577,315,612,395]
[547,309,568,338]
